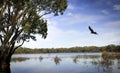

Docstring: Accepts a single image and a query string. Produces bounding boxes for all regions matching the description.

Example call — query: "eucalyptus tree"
[0,0,67,72]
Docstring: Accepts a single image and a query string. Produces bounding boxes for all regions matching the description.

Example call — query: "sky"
[23,0,120,48]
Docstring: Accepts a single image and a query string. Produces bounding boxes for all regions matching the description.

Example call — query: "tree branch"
[10,28,23,45]
[3,9,20,44]
[20,10,32,26]
[0,24,11,28]
[0,35,3,44]
[16,8,30,21]
[0,4,7,20]
[11,40,24,54]
[15,40,24,49]
[9,42,15,56]
[40,11,51,18]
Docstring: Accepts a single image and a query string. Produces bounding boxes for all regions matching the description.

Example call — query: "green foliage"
[14,45,120,54]
[0,0,67,55]
[0,0,67,42]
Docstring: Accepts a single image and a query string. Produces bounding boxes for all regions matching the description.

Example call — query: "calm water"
[10,53,120,73]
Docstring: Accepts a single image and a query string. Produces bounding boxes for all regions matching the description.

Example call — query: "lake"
[10,53,120,73]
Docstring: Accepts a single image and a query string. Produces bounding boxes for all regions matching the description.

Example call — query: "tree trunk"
[0,53,12,73]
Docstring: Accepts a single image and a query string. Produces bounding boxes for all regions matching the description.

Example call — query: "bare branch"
[3,8,20,44]
[0,35,3,44]
[15,40,24,49]
[20,10,32,26]
[10,28,23,45]
[11,40,24,54]
[0,24,11,28]
[40,11,51,18]
[16,8,29,23]
[0,4,7,20]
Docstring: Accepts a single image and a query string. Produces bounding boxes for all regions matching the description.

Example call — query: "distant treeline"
[15,44,120,54]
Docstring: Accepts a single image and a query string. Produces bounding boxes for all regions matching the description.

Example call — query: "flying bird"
[88,26,98,35]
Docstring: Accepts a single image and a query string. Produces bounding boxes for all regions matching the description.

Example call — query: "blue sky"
[23,0,120,48]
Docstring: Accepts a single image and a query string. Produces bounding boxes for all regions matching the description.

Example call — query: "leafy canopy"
[0,0,67,46]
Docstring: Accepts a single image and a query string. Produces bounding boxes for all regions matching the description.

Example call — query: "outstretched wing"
[88,26,98,35]
[88,26,94,32]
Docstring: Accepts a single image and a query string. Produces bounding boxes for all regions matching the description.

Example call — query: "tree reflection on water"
[9,54,120,73]
[118,59,120,70]
[11,57,30,62]
[54,56,61,65]
[91,57,114,73]
[39,56,43,62]
[72,55,79,64]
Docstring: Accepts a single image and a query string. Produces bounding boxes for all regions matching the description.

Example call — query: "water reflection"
[11,57,30,62]
[54,56,61,65]
[118,59,120,70]
[101,57,114,73]
[10,53,120,73]
[91,58,114,73]
[72,56,79,64]
[39,56,43,62]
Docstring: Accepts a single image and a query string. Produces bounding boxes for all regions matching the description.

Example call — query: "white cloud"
[67,12,73,16]
[22,13,120,48]
[106,20,120,27]
[113,4,120,10]
[22,27,79,48]
[67,4,84,10]
[22,22,120,48]
[59,14,104,25]
[23,17,103,48]
[101,10,109,15]
[67,4,74,10]
[101,31,120,45]
[22,19,82,48]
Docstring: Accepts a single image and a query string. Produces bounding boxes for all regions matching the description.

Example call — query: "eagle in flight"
[88,26,98,35]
